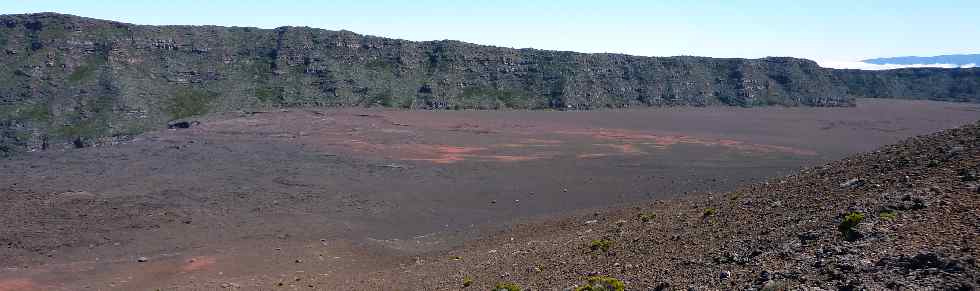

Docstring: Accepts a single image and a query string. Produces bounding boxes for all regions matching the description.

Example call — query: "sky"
[2,0,978,68]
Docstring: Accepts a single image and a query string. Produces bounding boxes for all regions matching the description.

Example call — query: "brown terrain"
[0,98,978,290]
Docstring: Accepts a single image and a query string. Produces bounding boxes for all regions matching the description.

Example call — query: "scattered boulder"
[167,120,200,129]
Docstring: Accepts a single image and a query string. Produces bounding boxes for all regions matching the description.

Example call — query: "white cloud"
[817,60,978,70]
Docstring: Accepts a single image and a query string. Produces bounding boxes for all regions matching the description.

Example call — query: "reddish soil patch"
[181,256,217,272]
[0,279,40,291]
[602,143,645,154]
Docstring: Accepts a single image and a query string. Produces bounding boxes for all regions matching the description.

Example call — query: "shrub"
[492,282,522,291]
[637,213,655,223]
[703,208,717,217]
[574,276,625,291]
[462,277,473,288]
[589,239,614,252]
[879,210,897,220]
[838,212,865,240]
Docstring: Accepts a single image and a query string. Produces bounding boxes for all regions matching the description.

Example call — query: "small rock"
[840,178,865,188]
[759,270,771,281]
[798,231,820,243]
[220,282,240,289]
[946,145,966,159]
[137,256,148,263]
[720,270,731,279]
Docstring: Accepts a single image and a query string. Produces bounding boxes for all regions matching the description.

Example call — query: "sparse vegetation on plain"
[838,212,865,240]
[492,282,522,291]
[703,207,717,217]
[573,276,626,291]
[879,210,897,220]
[589,239,614,252]
[637,212,655,223]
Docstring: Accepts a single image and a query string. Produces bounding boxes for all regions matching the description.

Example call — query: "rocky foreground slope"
[375,122,980,290]
[1,13,979,155]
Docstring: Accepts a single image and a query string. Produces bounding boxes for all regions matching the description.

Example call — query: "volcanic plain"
[1,98,979,290]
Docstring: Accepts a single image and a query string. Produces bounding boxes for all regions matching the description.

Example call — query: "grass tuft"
[492,282,522,291]
[589,239,614,252]
[574,276,626,291]
[879,210,897,220]
[637,212,655,223]
[703,207,717,217]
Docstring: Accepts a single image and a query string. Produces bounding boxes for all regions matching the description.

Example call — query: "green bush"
[838,212,865,240]
[492,282,522,291]
[462,277,473,288]
[637,213,655,223]
[589,239,614,252]
[703,207,717,217]
[574,276,626,291]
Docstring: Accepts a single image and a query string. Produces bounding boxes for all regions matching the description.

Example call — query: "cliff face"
[0,13,976,155]
[833,68,980,102]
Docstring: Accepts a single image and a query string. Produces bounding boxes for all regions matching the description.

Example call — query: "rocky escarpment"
[833,68,980,103]
[0,13,978,155]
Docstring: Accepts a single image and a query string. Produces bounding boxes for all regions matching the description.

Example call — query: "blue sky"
[2,0,978,65]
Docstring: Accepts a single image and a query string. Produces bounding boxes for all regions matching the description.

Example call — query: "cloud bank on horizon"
[819,60,978,70]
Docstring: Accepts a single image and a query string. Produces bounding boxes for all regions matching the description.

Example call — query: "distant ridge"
[863,54,980,66]
[1,12,979,156]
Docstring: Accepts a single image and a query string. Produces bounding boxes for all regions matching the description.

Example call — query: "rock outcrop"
[0,13,977,155]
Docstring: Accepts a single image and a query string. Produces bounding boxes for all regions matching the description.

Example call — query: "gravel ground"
[377,121,980,290]
[0,100,977,290]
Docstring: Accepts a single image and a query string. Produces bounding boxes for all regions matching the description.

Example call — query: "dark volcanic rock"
[167,120,198,129]
[0,13,977,154]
